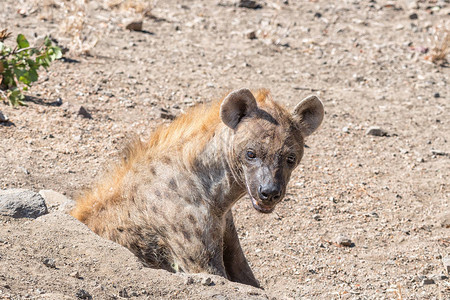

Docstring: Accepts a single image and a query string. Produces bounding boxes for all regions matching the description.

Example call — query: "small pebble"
[42,257,56,268]
[422,278,435,285]
[160,112,176,120]
[0,111,9,122]
[78,106,92,119]
[443,256,450,274]
[126,21,143,31]
[431,149,447,156]
[118,288,129,298]
[246,31,257,40]
[409,13,418,20]
[75,289,92,299]
[201,277,212,286]
[184,276,194,285]
[336,236,353,247]
[238,0,262,9]
[433,92,440,98]
[342,126,350,133]
[313,214,322,221]
[366,126,387,137]
[70,271,81,278]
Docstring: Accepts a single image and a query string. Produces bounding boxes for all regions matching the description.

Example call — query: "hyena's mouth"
[244,175,275,214]
[250,197,275,214]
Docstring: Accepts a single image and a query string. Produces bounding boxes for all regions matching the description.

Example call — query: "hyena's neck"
[191,126,245,216]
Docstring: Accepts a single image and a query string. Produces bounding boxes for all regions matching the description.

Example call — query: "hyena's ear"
[292,95,324,137]
[220,88,258,129]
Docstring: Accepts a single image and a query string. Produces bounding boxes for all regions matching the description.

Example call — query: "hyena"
[71,88,324,288]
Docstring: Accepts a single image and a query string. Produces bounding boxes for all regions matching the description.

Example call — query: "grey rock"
[78,106,92,119]
[246,30,257,40]
[184,276,194,285]
[443,256,450,274]
[336,235,353,247]
[118,288,129,298]
[201,277,213,286]
[39,190,75,213]
[437,212,450,228]
[125,20,143,31]
[75,289,92,299]
[0,111,9,122]
[160,112,176,120]
[43,257,56,268]
[366,126,388,137]
[0,189,48,218]
[313,214,322,221]
[69,271,81,279]
[422,278,435,285]
[238,0,262,9]
[409,13,418,20]
[431,149,448,156]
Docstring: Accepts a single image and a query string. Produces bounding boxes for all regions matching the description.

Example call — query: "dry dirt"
[1,0,449,299]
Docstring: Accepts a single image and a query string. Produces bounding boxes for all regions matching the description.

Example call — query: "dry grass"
[426,22,450,64]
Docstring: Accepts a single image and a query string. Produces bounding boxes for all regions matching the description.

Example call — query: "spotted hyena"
[71,88,324,287]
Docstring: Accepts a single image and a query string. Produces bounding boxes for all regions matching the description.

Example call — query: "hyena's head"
[220,89,324,213]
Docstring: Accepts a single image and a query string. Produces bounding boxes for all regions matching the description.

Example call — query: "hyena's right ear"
[220,88,258,129]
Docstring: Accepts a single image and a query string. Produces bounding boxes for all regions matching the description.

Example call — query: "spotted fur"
[71,88,324,287]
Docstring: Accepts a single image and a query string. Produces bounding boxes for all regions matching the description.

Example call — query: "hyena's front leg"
[223,211,260,288]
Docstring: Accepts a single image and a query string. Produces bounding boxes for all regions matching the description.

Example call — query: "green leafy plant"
[0,29,62,106]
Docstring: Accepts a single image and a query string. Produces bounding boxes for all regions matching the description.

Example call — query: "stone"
[160,112,176,120]
[437,212,450,228]
[433,92,440,98]
[75,289,92,299]
[313,214,322,221]
[238,0,262,9]
[43,257,56,268]
[184,276,194,285]
[431,149,448,156]
[443,256,450,274]
[78,106,92,119]
[201,277,212,286]
[0,189,48,218]
[125,21,143,31]
[69,271,81,279]
[246,31,257,40]
[336,235,353,247]
[118,288,129,298]
[409,13,418,20]
[39,190,75,213]
[421,278,435,285]
[342,126,350,133]
[0,111,9,122]
[366,126,387,137]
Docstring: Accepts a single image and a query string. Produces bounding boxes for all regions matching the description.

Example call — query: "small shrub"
[0,29,62,106]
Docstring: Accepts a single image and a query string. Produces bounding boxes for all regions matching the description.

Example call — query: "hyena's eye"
[246,149,256,160]
[287,155,296,165]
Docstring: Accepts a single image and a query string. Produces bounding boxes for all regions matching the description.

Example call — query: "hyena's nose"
[258,184,282,203]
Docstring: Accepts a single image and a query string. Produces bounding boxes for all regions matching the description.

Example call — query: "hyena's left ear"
[292,95,324,137]
[220,88,258,129]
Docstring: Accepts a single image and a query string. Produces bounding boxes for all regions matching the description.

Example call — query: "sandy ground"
[1,0,449,299]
